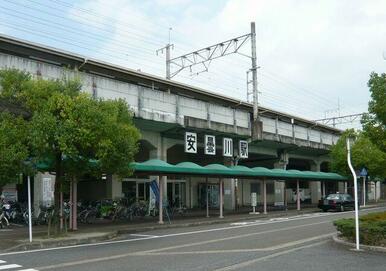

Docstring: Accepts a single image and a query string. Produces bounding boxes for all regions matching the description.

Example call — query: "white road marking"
[129,221,331,255]
[31,225,332,270]
[0,206,384,257]
[212,240,329,271]
[0,230,12,232]
[0,260,39,271]
[0,264,21,270]
[269,217,289,221]
[130,234,159,238]
[136,233,335,255]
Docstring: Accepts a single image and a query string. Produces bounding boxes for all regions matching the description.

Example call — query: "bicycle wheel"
[85,209,98,224]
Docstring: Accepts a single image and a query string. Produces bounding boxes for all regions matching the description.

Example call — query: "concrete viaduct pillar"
[310,161,322,204]
[273,151,288,206]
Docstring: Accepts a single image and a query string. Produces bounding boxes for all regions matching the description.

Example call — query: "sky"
[1,0,385,129]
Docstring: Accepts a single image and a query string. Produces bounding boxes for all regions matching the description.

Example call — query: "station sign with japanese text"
[184,132,248,159]
[205,135,216,155]
[185,132,197,153]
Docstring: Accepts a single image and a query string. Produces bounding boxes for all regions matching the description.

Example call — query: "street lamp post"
[347,138,360,250]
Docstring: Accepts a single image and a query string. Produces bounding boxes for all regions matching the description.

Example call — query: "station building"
[0,35,383,214]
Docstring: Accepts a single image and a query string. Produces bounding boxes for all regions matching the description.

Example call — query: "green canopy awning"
[129,159,348,181]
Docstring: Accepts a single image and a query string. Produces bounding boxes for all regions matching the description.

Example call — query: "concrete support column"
[263,178,267,214]
[310,160,322,203]
[206,177,209,218]
[219,179,224,219]
[274,158,287,206]
[322,181,326,198]
[296,179,300,211]
[344,182,348,194]
[222,178,235,210]
[107,175,123,200]
[189,178,194,208]
[310,182,321,204]
[338,182,345,193]
[148,135,171,205]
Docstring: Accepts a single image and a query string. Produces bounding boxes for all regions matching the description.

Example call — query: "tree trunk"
[50,152,63,236]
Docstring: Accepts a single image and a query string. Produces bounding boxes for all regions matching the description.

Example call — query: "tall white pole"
[296,179,300,211]
[347,138,360,250]
[27,176,32,243]
[219,179,224,219]
[362,176,366,207]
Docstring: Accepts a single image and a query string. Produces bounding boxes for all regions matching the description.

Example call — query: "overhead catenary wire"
[0,7,157,55]
[3,0,165,47]
[0,0,345,119]
[0,22,327,114]
[0,23,248,100]
[261,68,339,107]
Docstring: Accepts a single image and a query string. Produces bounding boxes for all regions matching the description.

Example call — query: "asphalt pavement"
[0,206,385,271]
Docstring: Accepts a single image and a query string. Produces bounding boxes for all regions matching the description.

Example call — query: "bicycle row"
[0,198,188,228]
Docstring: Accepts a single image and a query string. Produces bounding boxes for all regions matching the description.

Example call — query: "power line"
[3,0,165,47]
[48,0,171,43]
[0,7,156,54]
[261,68,338,106]
[0,1,345,118]
[0,22,166,74]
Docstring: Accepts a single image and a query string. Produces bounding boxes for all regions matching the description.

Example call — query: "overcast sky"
[1,0,385,129]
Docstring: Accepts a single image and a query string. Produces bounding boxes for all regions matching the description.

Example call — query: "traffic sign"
[359,168,368,177]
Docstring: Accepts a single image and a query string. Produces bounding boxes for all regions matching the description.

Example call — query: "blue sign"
[359,168,368,177]
[150,180,160,205]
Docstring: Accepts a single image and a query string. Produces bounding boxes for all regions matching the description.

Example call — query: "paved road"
[0,207,385,271]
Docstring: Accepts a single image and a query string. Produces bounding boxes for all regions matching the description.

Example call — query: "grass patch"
[334,211,386,247]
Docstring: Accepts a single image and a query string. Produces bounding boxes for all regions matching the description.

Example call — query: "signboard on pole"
[185,132,197,153]
[251,192,257,207]
[223,138,233,157]
[42,177,54,207]
[205,135,216,155]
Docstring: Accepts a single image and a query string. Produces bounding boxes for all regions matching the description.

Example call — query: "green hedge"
[334,212,386,246]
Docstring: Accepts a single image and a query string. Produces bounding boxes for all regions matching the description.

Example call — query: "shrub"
[334,212,386,246]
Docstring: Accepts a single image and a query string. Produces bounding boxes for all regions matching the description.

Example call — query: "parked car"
[318,193,356,212]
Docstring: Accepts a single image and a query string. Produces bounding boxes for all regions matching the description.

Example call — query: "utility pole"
[156,27,174,80]
[250,22,259,121]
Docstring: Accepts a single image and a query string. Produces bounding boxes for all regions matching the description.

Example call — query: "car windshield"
[326,194,340,200]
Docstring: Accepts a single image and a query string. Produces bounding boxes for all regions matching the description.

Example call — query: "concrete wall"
[0,53,340,147]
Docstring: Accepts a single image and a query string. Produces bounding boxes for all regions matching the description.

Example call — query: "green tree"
[0,112,30,187]
[0,69,140,227]
[330,129,386,179]
[362,72,386,152]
